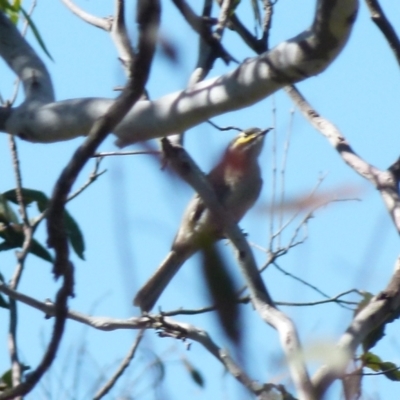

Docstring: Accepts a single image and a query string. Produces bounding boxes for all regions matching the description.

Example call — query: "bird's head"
[225,127,271,166]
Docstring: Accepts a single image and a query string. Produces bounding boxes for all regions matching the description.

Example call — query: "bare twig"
[277,109,294,248]
[5,5,41,392]
[0,281,283,398]
[162,290,359,316]
[61,0,111,31]
[29,159,107,230]
[261,0,274,48]
[285,84,400,234]
[206,120,242,132]
[92,150,160,158]
[171,0,235,65]
[67,157,106,202]
[365,0,400,67]
[111,0,136,75]
[272,263,356,311]
[7,135,29,396]
[269,98,277,250]
[214,0,234,39]
[93,330,144,400]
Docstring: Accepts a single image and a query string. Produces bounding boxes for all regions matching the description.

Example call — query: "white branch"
[0,0,358,146]
[61,0,111,31]
[0,12,54,104]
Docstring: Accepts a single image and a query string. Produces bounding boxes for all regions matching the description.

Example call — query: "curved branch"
[365,0,400,67]
[46,0,160,277]
[0,12,54,103]
[61,0,112,31]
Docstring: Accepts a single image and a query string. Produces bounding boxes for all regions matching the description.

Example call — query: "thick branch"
[47,0,160,277]
[0,0,358,146]
[0,12,54,103]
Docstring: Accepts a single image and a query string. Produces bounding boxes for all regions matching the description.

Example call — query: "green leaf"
[381,362,400,381]
[29,238,54,262]
[0,194,19,224]
[363,352,382,372]
[0,0,20,24]
[3,189,85,259]
[20,7,54,61]
[64,211,85,260]
[0,369,11,389]
[182,358,205,388]
[363,352,400,381]
[3,188,49,212]
[0,294,9,309]
[0,223,53,262]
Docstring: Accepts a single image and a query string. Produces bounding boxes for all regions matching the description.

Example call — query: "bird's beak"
[259,127,273,136]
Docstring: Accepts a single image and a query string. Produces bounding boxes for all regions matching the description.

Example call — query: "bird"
[134,127,270,312]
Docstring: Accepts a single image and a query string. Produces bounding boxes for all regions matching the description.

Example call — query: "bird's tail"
[133,250,188,312]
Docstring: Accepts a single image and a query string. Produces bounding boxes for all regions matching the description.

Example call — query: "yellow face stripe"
[233,133,258,147]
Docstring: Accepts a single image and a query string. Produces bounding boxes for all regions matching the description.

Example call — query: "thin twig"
[364,0,400,67]
[67,158,106,202]
[214,0,234,39]
[171,0,235,64]
[111,0,136,75]
[277,109,294,249]
[5,4,38,392]
[92,150,160,158]
[61,0,111,30]
[268,96,277,251]
[261,0,273,48]
[93,330,144,400]
[206,120,242,132]
[285,84,400,234]
[273,262,355,311]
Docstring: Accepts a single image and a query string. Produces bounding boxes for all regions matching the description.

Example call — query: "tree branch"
[47,0,160,278]
[285,84,400,234]
[93,330,144,400]
[61,0,112,31]
[0,282,286,400]
[364,0,400,67]
[0,0,358,146]
[0,12,54,104]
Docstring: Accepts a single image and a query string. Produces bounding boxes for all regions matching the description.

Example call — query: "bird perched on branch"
[134,127,270,312]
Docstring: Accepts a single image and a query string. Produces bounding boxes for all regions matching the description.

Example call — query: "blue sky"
[1,1,400,399]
